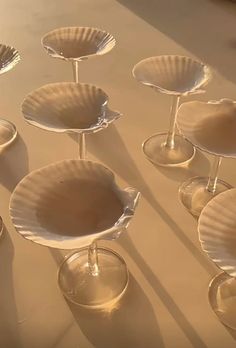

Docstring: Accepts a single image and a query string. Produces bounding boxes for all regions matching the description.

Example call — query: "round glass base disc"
[0,119,17,149]
[179,176,232,217]
[209,272,236,330]
[142,132,195,167]
[0,216,3,238]
[58,247,129,308]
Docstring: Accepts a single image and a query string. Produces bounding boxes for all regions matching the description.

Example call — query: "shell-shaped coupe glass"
[0,44,20,75]
[10,159,140,308]
[177,99,236,217]
[42,27,116,82]
[0,44,20,238]
[133,55,211,166]
[22,82,121,158]
[198,188,236,329]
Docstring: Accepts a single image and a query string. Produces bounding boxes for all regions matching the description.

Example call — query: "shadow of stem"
[120,234,209,348]
[81,125,216,277]
[64,273,165,348]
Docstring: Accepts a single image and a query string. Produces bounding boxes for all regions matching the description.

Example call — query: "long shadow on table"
[66,273,164,348]
[0,134,29,192]
[0,227,23,347]
[84,125,216,277]
[68,125,217,345]
[120,234,208,348]
[153,148,210,183]
[116,0,236,85]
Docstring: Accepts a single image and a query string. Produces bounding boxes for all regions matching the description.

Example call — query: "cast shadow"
[153,149,210,183]
[120,234,208,348]
[79,125,216,276]
[116,0,236,84]
[0,227,23,347]
[225,327,236,340]
[66,273,165,348]
[0,134,29,192]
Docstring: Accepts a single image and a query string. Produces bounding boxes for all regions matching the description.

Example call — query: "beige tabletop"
[1,0,236,347]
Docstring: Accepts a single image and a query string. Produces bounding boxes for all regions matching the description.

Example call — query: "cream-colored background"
[1,0,236,347]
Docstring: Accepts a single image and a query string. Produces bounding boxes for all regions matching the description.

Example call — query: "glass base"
[58,247,129,309]
[179,176,232,217]
[0,217,3,238]
[209,272,236,330]
[142,132,195,167]
[0,119,17,149]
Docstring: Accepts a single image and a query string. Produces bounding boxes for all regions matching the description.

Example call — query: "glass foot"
[142,132,195,167]
[0,119,17,149]
[58,247,129,308]
[0,217,3,238]
[179,176,232,217]
[209,272,236,330]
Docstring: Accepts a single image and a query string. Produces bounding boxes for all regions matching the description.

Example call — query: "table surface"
[1,0,236,347]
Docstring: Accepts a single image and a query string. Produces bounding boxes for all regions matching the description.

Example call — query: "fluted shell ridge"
[177,99,236,157]
[133,55,211,95]
[198,188,236,277]
[22,82,113,132]
[0,44,20,74]
[10,159,139,249]
[42,26,116,60]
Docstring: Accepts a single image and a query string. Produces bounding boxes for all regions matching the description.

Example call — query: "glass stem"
[72,61,79,83]
[206,156,222,194]
[78,133,86,159]
[165,95,180,149]
[88,242,99,276]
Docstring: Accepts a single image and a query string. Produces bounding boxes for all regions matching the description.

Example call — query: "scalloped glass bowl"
[0,44,19,150]
[42,27,116,61]
[133,55,210,95]
[133,55,211,166]
[198,188,236,329]
[177,99,236,216]
[22,82,120,133]
[22,82,121,158]
[0,44,20,75]
[10,159,140,308]
[199,188,236,276]
[177,99,236,157]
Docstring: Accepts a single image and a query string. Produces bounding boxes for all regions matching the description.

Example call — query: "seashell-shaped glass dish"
[41,27,116,82]
[133,55,211,166]
[10,159,140,308]
[198,188,236,329]
[22,82,121,159]
[0,44,20,75]
[177,99,236,217]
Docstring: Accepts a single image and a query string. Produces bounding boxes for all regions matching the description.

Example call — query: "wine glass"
[0,44,20,237]
[177,99,236,217]
[21,82,121,159]
[10,159,140,308]
[132,55,211,166]
[198,188,236,329]
[41,27,116,83]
